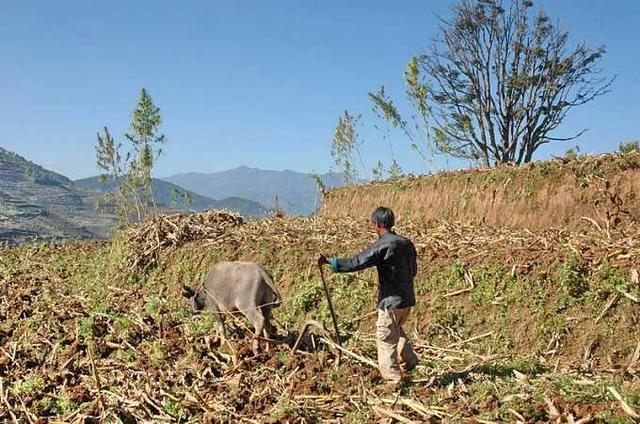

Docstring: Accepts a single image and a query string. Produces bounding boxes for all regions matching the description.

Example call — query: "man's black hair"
[371,206,395,229]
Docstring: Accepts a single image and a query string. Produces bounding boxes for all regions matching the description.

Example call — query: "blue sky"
[1,1,638,179]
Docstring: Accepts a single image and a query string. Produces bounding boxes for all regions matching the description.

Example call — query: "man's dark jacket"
[331,231,417,310]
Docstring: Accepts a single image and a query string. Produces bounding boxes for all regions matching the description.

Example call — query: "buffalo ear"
[182,285,195,299]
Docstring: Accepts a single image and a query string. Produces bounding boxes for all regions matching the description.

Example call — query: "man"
[317,206,418,385]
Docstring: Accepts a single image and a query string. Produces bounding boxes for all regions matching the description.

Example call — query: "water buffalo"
[182,261,282,353]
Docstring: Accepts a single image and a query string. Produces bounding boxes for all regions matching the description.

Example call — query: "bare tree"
[409,0,612,167]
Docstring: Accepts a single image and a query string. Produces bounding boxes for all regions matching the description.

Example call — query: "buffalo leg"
[253,313,266,354]
[209,304,227,341]
[243,308,265,354]
[262,306,277,337]
[263,306,281,353]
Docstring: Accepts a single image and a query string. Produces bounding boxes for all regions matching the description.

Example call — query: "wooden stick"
[350,310,378,323]
[87,342,104,414]
[378,396,447,419]
[319,264,341,347]
[595,293,619,323]
[442,287,473,298]
[580,216,603,232]
[629,341,640,368]
[452,354,506,374]
[291,320,332,353]
[544,397,561,419]
[508,408,526,422]
[373,406,417,424]
[15,393,37,424]
[1,377,20,424]
[447,332,493,348]
[616,287,639,303]
[318,337,378,368]
[443,268,475,298]
[414,343,483,358]
[607,386,640,420]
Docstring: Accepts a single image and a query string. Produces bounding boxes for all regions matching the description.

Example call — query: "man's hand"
[316,254,329,266]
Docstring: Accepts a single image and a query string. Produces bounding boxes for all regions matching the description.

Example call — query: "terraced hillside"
[0,147,112,244]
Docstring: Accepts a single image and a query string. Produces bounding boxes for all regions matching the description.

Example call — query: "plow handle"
[318,263,341,347]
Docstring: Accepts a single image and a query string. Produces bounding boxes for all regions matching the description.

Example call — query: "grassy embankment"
[324,153,640,229]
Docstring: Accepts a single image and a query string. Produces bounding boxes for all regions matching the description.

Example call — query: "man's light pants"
[376,307,418,382]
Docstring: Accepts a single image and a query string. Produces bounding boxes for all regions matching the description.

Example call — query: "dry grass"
[2,209,640,421]
[323,152,640,229]
[124,210,245,271]
[4,149,640,422]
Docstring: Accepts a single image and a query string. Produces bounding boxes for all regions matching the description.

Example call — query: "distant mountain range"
[0,145,353,244]
[74,176,269,217]
[164,167,347,215]
[0,147,269,244]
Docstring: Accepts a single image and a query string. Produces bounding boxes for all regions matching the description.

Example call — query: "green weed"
[269,392,298,421]
[78,316,94,341]
[14,375,45,395]
[186,314,218,338]
[145,296,164,316]
[557,251,588,297]
[162,400,188,420]
[113,314,135,340]
[53,393,76,415]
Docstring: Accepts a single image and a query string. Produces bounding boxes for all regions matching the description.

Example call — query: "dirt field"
[1,205,639,422]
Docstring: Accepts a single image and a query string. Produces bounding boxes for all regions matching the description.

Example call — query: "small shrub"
[186,314,219,338]
[555,296,572,312]
[269,392,297,421]
[25,314,44,329]
[117,348,137,362]
[436,307,462,328]
[287,278,323,314]
[151,341,166,362]
[78,316,95,341]
[145,296,164,316]
[174,305,193,322]
[276,349,291,365]
[343,407,374,423]
[113,314,135,340]
[564,146,581,160]
[506,358,546,375]
[14,375,45,395]
[593,261,627,298]
[162,400,188,420]
[333,273,372,316]
[556,251,588,298]
[619,140,640,154]
[53,393,76,415]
